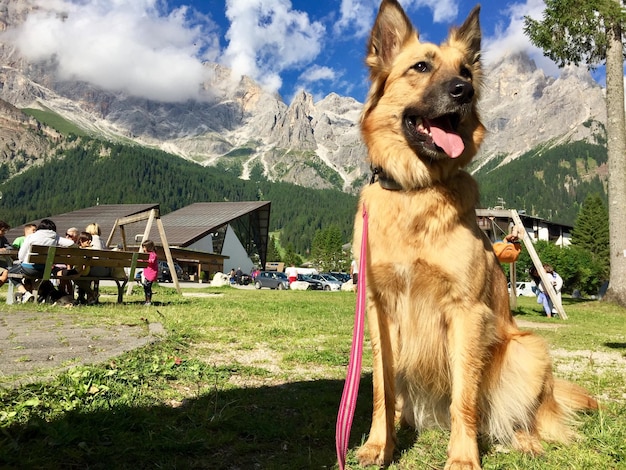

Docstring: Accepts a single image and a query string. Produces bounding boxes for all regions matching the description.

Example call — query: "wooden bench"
[6,245,149,304]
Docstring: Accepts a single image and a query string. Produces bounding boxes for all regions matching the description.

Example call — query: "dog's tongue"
[428,121,464,159]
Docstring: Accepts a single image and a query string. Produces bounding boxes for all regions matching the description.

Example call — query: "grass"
[22,107,89,137]
[0,285,625,469]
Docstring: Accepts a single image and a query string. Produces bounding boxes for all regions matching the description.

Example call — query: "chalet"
[476,208,572,247]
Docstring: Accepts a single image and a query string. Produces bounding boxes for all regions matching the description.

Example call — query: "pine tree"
[283,243,302,267]
[570,194,610,277]
[524,0,626,306]
[266,235,281,263]
[311,225,346,272]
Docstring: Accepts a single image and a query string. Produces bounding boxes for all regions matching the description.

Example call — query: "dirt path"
[515,318,567,329]
[0,311,163,387]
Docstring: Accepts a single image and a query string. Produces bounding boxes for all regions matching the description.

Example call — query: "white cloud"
[483,0,560,76]
[294,65,340,101]
[298,65,337,84]
[334,0,458,38]
[334,0,378,37]
[5,0,220,102]
[221,0,325,93]
[404,0,458,24]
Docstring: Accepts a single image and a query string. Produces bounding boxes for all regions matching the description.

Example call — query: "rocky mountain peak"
[477,53,605,169]
[0,3,609,193]
[268,90,316,150]
[489,51,538,74]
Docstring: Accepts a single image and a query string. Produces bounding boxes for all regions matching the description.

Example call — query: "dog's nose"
[448,78,474,104]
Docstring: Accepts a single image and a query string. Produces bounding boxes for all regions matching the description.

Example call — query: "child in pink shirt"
[141,240,158,306]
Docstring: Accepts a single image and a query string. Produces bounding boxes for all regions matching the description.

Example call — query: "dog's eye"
[460,67,472,80]
[412,61,430,73]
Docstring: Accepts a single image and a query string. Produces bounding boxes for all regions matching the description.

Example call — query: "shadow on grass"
[512,296,591,319]
[561,297,594,306]
[511,306,544,317]
[0,376,376,469]
[604,342,626,350]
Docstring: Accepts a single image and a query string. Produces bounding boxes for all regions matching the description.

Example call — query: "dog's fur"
[353,2,597,468]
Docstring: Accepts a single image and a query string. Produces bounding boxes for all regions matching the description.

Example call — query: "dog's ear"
[447,5,481,63]
[366,0,415,74]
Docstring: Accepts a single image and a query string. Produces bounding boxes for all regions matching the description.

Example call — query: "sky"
[3,0,602,104]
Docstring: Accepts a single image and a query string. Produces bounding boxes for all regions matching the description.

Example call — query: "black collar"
[370,166,403,191]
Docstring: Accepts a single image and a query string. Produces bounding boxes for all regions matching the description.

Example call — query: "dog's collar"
[370,166,403,191]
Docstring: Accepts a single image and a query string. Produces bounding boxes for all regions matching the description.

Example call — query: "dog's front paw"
[444,459,481,470]
[356,441,394,467]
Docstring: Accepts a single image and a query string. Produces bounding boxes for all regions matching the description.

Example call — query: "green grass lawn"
[22,107,89,137]
[0,286,624,469]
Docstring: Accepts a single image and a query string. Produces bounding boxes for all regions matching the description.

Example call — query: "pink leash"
[336,206,368,470]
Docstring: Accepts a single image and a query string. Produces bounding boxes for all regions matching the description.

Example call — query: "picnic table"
[6,245,149,304]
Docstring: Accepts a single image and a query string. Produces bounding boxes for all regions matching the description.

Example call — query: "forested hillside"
[474,141,608,225]
[0,138,358,255]
[0,135,609,257]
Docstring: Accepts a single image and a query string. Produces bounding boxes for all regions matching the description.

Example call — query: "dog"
[352,1,598,468]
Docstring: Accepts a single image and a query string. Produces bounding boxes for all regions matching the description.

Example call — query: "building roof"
[5,204,159,243]
[476,208,573,244]
[6,201,272,268]
[154,201,271,246]
[475,208,573,230]
[153,201,271,268]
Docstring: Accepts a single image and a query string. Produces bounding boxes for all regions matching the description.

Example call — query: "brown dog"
[352,1,597,468]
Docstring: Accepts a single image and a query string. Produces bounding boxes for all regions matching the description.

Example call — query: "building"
[143,202,270,277]
[476,208,572,247]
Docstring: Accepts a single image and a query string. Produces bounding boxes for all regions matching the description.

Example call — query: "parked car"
[158,261,190,282]
[309,273,342,291]
[254,271,290,290]
[508,281,536,297]
[297,273,324,290]
[136,261,188,283]
[329,272,351,283]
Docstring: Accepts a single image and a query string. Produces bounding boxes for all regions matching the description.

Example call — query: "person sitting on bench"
[8,219,75,303]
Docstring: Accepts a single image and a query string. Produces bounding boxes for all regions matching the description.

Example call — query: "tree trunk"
[603,5,626,307]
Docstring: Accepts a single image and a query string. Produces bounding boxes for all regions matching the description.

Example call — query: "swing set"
[491,209,567,320]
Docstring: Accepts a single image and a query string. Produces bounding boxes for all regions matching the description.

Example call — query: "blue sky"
[5,0,592,104]
[200,0,563,101]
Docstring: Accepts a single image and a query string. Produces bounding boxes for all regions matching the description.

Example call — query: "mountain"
[0,137,359,256]
[476,53,606,169]
[475,140,607,225]
[0,99,58,175]
[0,0,609,206]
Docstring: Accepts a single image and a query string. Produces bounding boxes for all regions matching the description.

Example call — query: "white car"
[309,273,342,291]
[508,281,536,297]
